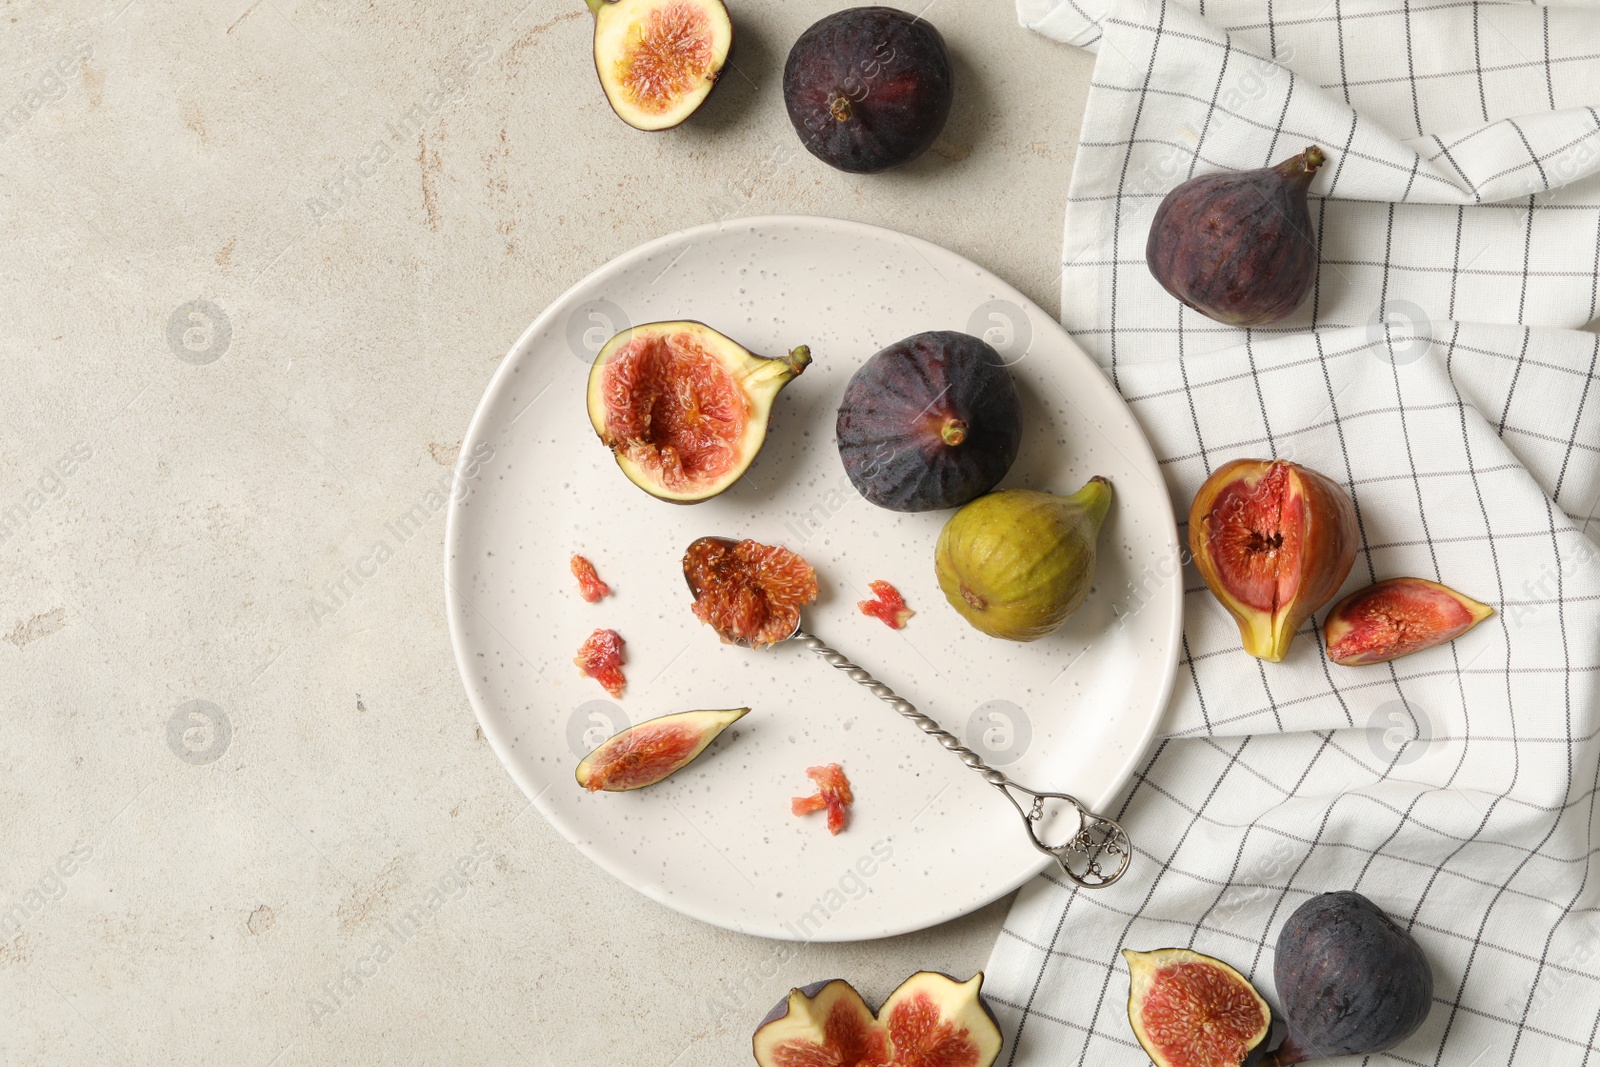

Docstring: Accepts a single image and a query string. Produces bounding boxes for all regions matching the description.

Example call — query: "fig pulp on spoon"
[782,6,954,173]
[753,973,1002,1067]
[1147,147,1326,326]
[836,330,1023,512]
[1123,948,1276,1067]
[575,707,747,791]
[587,0,732,131]
[934,478,1112,642]
[683,536,817,647]
[1189,459,1358,662]
[1324,577,1493,665]
[587,322,809,503]
[1269,891,1433,1064]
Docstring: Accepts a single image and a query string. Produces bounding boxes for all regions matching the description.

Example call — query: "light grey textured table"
[0,1,1091,1062]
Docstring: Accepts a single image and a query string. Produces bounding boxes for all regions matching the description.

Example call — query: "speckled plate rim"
[444,213,1182,940]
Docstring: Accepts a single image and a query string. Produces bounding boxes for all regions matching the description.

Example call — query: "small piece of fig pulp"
[1123,948,1273,1067]
[588,0,733,131]
[1146,147,1325,326]
[1324,577,1492,665]
[753,972,1002,1067]
[1189,459,1358,662]
[575,707,748,791]
[791,763,853,834]
[574,627,626,697]
[683,536,818,647]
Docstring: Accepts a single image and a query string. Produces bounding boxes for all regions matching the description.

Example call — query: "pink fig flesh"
[1324,577,1492,666]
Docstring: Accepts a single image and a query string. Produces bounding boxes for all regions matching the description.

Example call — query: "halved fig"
[753,973,1002,1067]
[587,0,732,131]
[1189,459,1359,662]
[683,536,817,647]
[1124,948,1274,1067]
[587,321,809,503]
[1324,577,1492,666]
[575,707,748,791]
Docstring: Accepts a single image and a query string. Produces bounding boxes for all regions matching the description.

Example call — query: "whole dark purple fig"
[1146,147,1326,326]
[837,331,1021,512]
[782,7,953,173]
[1269,890,1433,1064]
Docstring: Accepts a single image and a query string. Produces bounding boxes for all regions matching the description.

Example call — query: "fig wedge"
[587,322,809,503]
[1124,948,1274,1067]
[1189,459,1358,662]
[753,973,1002,1067]
[1324,577,1492,666]
[587,0,732,131]
[575,707,747,791]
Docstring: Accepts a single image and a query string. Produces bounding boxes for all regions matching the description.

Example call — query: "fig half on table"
[587,0,732,131]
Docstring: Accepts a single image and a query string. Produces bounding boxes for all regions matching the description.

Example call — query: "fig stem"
[941,418,968,446]
[828,93,853,122]
[785,345,812,375]
[583,0,608,13]
[1275,145,1326,182]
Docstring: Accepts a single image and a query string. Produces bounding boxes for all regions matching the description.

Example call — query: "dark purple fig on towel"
[1268,890,1434,1064]
[1146,147,1326,327]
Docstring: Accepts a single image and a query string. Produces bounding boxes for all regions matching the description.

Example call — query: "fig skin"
[836,330,1022,512]
[1189,459,1358,663]
[1269,891,1433,1064]
[1123,948,1274,1067]
[1147,147,1325,326]
[782,7,954,173]
[935,478,1112,642]
[1324,577,1493,666]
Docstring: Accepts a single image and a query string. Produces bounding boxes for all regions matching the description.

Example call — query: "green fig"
[934,478,1112,641]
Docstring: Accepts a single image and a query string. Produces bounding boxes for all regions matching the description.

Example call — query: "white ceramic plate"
[445,215,1180,941]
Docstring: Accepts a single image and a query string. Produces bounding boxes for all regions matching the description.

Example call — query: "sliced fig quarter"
[1124,948,1274,1067]
[587,0,732,131]
[574,707,747,791]
[1324,577,1493,666]
[753,972,1002,1067]
[1189,459,1359,662]
[586,321,810,503]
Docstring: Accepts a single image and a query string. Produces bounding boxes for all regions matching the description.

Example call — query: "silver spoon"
[686,541,1132,889]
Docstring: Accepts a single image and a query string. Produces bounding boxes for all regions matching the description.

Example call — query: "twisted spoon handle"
[793,630,1011,787]
[792,629,1132,888]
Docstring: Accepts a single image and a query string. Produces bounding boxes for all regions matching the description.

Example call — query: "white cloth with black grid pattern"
[987,1,1600,1064]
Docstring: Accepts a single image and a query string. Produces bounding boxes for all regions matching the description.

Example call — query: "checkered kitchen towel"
[987,1,1600,1064]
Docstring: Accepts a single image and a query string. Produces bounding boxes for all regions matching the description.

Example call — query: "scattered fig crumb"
[792,763,853,835]
[858,580,914,629]
[571,553,612,603]
[574,628,626,697]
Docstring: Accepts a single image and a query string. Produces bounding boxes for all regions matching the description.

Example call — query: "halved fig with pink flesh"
[1189,459,1359,662]
[588,0,732,131]
[587,321,810,503]
[575,707,747,791]
[753,972,1002,1067]
[1324,577,1492,666]
[1124,948,1275,1067]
